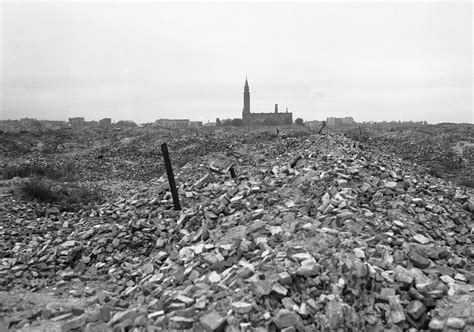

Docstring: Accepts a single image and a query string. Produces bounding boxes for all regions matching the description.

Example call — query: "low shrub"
[427,167,443,178]
[458,178,474,188]
[21,179,58,203]
[21,178,103,211]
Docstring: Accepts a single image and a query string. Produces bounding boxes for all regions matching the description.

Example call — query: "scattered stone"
[61,314,86,331]
[406,300,426,319]
[446,317,466,329]
[413,234,430,245]
[296,262,320,277]
[199,311,227,331]
[275,309,300,329]
[169,316,194,329]
[231,302,253,314]
[428,318,445,330]
[409,253,431,269]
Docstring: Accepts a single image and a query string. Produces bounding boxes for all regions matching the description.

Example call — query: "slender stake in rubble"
[229,166,236,178]
[161,143,181,211]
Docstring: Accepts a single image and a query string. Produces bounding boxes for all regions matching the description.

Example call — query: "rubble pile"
[0,130,473,331]
[1,128,308,183]
[361,124,474,187]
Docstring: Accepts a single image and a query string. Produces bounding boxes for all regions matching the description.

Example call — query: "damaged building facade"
[241,78,292,126]
[326,117,355,126]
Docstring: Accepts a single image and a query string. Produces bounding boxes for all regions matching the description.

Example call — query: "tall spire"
[242,76,250,116]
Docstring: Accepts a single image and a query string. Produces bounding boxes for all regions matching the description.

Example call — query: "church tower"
[242,77,250,123]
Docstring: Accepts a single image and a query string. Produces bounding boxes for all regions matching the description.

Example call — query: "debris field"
[0,127,473,331]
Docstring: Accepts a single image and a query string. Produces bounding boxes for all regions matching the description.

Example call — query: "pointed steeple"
[242,76,250,116]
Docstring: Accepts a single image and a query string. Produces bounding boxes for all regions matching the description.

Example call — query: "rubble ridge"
[0,130,473,331]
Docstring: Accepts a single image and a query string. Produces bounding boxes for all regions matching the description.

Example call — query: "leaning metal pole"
[161,143,181,211]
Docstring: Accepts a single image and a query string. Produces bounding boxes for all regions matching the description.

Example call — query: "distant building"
[99,118,112,128]
[326,117,355,126]
[155,119,190,128]
[0,119,22,133]
[115,120,137,128]
[0,119,68,132]
[241,78,293,126]
[305,120,324,131]
[40,120,68,131]
[84,120,99,127]
[189,121,203,128]
[69,117,85,129]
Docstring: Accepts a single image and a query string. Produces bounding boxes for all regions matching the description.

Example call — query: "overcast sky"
[1,1,472,124]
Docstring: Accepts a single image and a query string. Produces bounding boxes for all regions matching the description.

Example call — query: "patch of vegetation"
[22,179,58,203]
[458,178,474,188]
[294,118,304,126]
[21,178,104,212]
[427,167,443,178]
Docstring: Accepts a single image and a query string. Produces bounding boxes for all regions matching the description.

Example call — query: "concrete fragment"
[446,317,465,329]
[296,262,320,277]
[409,253,431,269]
[413,234,430,245]
[231,302,253,314]
[275,309,300,329]
[406,300,426,319]
[199,311,227,331]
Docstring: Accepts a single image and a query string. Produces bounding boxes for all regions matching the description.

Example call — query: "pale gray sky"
[1,1,472,123]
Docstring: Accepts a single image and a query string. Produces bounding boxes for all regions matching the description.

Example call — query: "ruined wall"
[244,112,293,125]
[327,117,355,127]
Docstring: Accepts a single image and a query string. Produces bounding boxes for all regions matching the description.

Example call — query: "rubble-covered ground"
[0,125,473,331]
[344,123,474,188]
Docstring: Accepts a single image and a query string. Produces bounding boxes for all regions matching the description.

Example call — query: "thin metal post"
[230,166,236,178]
[161,143,181,211]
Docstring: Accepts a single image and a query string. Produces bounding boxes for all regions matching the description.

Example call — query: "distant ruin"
[326,117,355,126]
[241,78,293,126]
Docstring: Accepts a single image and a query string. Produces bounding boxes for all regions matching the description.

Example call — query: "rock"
[208,271,221,283]
[61,314,86,331]
[199,311,227,331]
[384,181,397,189]
[84,322,110,332]
[380,288,396,300]
[296,262,320,277]
[428,318,445,330]
[252,280,272,297]
[409,253,431,269]
[231,302,253,314]
[61,240,76,248]
[169,316,194,329]
[388,296,405,324]
[279,272,292,284]
[142,263,154,275]
[412,234,430,245]
[271,283,288,296]
[325,300,344,330]
[353,248,365,259]
[175,294,194,307]
[109,308,139,326]
[453,273,467,282]
[406,300,426,319]
[446,317,465,329]
[275,309,300,329]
